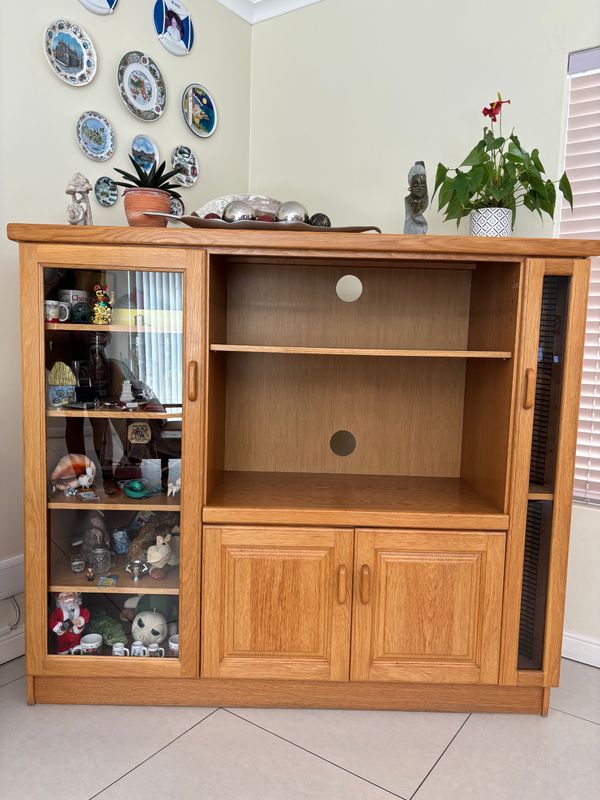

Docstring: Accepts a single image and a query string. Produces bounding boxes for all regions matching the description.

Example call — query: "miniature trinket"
[87,566,94,581]
[404,161,429,234]
[65,173,94,226]
[49,592,90,655]
[51,454,96,495]
[91,285,115,325]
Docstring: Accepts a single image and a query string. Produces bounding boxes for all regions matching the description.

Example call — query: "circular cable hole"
[336,275,363,302]
[330,430,356,457]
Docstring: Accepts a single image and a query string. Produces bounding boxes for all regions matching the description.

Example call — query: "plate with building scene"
[181,84,217,138]
[76,111,115,161]
[79,0,119,14]
[131,134,160,173]
[117,52,167,122]
[94,177,118,206]
[44,19,97,86]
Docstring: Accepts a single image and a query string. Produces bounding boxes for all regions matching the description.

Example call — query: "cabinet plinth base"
[31,676,545,715]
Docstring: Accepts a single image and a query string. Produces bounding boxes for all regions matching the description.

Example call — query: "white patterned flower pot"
[469,207,513,237]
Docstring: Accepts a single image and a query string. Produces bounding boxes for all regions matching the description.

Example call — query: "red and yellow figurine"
[49,592,90,655]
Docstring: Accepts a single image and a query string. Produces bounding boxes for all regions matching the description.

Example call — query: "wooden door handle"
[360,565,370,604]
[524,368,535,409]
[188,361,198,401]
[338,565,347,604]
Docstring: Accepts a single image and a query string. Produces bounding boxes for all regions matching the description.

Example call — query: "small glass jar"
[90,544,116,575]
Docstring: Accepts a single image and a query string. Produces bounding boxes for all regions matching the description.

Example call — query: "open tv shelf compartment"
[204,254,521,528]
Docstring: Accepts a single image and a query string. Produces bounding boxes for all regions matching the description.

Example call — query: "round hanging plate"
[181,84,217,138]
[78,0,119,15]
[43,19,97,86]
[153,0,194,57]
[117,51,167,122]
[94,177,118,207]
[131,134,160,173]
[170,196,185,217]
[76,111,116,161]
[171,145,198,187]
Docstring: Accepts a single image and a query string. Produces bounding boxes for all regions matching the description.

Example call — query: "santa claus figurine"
[49,592,90,655]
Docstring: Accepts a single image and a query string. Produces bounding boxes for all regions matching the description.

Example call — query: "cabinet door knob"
[338,565,347,604]
[188,361,198,401]
[524,367,536,409]
[360,564,370,604]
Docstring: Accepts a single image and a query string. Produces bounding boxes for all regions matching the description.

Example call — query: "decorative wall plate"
[94,177,118,207]
[76,112,115,161]
[182,84,217,138]
[131,134,160,173]
[170,196,185,217]
[117,52,166,122]
[44,19,96,86]
[78,0,119,14]
[153,0,194,56]
[171,145,198,187]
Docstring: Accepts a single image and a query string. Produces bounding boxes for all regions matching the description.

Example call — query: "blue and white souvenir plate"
[117,52,167,122]
[94,177,118,207]
[131,134,160,173]
[153,0,194,56]
[182,84,217,138]
[44,19,96,86]
[76,111,115,161]
[78,0,118,15]
[171,145,198,187]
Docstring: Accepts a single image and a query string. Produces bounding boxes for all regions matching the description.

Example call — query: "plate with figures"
[44,19,97,86]
[171,145,198,187]
[78,0,119,14]
[131,134,160,173]
[76,111,116,161]
[182,84,217,138]
[94,177,118,207]
[170,196,185,217]
[117,51,167,122]
[153,0,194,57]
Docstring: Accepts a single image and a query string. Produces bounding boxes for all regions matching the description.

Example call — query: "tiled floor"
[1,657,598,800]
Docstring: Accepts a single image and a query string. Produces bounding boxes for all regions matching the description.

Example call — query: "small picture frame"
[97,575,118,587]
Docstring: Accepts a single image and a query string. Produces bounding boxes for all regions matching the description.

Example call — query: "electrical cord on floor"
[0,596,20,637]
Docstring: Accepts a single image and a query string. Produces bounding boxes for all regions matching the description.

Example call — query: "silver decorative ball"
[223,199,256,223]
[276,200,309,223]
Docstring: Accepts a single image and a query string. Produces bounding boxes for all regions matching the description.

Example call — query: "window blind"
[560,64,600,502]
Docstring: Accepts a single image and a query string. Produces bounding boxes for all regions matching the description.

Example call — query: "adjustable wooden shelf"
[10,224,599,713]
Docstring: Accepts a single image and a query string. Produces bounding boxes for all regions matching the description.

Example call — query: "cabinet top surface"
[7,223,600,258]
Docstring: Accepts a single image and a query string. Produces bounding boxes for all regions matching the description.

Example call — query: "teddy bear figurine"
[91,284,115,325]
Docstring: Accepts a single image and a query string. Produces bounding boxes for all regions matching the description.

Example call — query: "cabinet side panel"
[205,257,227,501]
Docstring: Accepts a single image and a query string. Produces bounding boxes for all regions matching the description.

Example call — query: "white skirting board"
[562,630,600,668]
[0,624,24,665]
[0,555,24,601]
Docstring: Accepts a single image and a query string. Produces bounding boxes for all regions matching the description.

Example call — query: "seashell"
[51,454,96,490]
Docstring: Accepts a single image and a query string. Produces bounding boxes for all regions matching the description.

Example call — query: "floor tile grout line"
[223,708,406,799]
[87,707,221,800]
[549,706,600,727]
[409,713,471,800]
[0,674,26,690]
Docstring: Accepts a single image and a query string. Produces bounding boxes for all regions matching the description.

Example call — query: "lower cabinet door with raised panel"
[201,526,354,680]
[351,529,506,684]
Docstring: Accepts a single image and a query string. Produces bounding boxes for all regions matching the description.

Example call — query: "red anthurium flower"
[482,99,510,122]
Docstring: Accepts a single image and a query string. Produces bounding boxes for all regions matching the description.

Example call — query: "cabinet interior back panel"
[225,264,472,349]
[224,353,466,476]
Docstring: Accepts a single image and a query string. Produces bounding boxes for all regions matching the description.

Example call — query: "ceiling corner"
[216,0,325,25]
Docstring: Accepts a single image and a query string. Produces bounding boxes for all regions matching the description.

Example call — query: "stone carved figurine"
[65,172,93,226]
[404,161,429,234]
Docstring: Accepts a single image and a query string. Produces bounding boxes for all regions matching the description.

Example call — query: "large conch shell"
[51,454,96,490]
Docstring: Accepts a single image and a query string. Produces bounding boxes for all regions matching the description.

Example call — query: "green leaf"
[113,168,140,184]
[558,172,574,211]
[438,177,455,210]
[530,149,545,174]
[468,165,485,193]
[433,163,449,198]
[505,151,525,165]
[453,172,470,205]
[525,173,549,200]
[460,146,487,168]
[128,154,148,184]
[158,166,185,185]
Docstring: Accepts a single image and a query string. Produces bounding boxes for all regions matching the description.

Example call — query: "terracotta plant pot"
[123,188,171,227]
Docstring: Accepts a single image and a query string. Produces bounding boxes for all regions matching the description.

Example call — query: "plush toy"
[85,607,127,646]
[91,284,115,325]
[120,595,178,646]
[127,512,179,562]
[81,510,110,564]
[147,533,180,580]
[49,592,90,655]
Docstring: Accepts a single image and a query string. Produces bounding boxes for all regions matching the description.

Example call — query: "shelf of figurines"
[45,323,183,335]
[50,552,180,595]
[47,408,182,419]
[48,490,180,511]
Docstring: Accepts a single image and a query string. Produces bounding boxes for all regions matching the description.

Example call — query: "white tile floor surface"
[0,657,598,800]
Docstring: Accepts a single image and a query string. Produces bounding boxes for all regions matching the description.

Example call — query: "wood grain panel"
[36,244,187,270]
[224,353,466,476]
[201,526,353,681]
[211,344,512,358]
[351,529,505,684]
[544,259,575,276]
[204,256,227,502]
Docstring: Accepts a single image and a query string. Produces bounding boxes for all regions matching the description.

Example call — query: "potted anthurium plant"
[113,156,184,228]
[433,95,573,236]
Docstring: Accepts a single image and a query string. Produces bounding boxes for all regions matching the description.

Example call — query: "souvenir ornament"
[171,145,198,187]
[117,52,167,122]
[131,134,160,173]
[49,592,90,655]
[170,196,185,217]
[91,285,115,325]
[76,111,115,161]
[182,84,217,138]
[94,177,118,207]
[66,173,93,226]
[154,0,194,57]
[44,19,96,86]
[78,0,119,14]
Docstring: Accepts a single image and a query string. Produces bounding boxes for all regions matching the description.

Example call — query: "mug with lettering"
[131,641,148,657]
[168,634,179,658]
[44,300,60,323]
[112,643,129,657]
[71,633,103,655]
[148,643,164,658]
[59,301,71,323]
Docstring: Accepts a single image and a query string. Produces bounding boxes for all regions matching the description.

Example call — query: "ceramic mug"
[59,301,71,323]
[148,643,164,657]
[168,634,179,658]
[72,633,103,655]
[112,643,130,657]
[44,300,60,323]
[131,641,149,657]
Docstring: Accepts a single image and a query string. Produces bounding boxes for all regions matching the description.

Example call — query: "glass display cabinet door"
[21,244,204,679]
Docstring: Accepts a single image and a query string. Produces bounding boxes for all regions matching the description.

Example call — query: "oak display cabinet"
[9,224,599,715]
